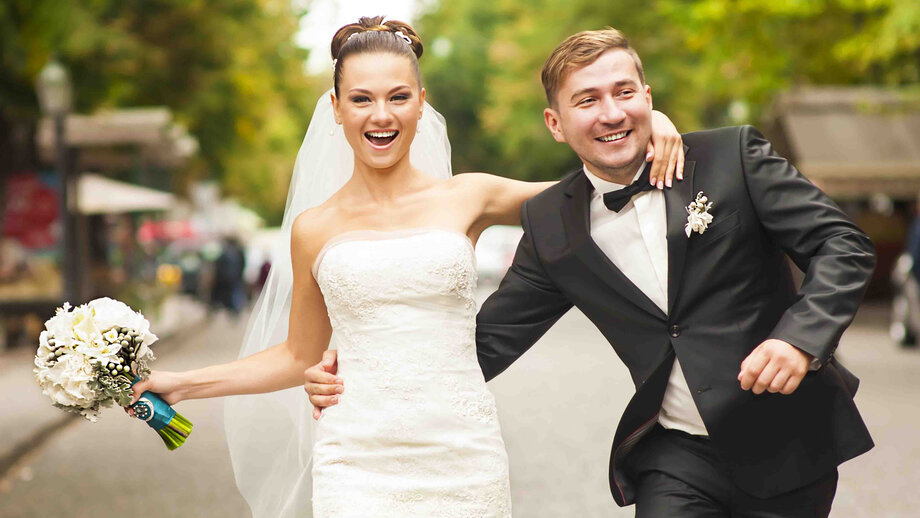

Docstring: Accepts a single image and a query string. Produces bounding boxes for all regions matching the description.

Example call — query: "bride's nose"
[370,101,394,125]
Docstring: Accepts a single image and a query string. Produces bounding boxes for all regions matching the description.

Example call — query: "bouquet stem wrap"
[130,390,193,450]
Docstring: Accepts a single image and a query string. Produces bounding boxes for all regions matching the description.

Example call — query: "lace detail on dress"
[311,229,510,518]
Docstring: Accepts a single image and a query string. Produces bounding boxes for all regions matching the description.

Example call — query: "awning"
[770,87,920,199]
[77,173,176,214]
[37,107,198,169]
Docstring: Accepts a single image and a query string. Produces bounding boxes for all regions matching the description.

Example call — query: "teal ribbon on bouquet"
[130,390,193,450]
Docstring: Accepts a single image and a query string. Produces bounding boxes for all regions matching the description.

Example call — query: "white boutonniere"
[685,191,713,237]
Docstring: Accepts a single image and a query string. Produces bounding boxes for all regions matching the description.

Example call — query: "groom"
[307,28,875,517]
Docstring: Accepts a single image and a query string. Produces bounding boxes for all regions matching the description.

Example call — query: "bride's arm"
[130,212,332,406]
[464,109,685,229]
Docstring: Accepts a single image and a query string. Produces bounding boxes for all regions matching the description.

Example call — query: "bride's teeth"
[599,131,628,142]
[367,131,397,138]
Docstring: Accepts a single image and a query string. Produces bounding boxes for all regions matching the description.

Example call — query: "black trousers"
[624,425,838,518]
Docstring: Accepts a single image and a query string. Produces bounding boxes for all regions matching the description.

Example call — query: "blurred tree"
[417,0,919,181]
[658,0,920,126]
[0,0,319,224]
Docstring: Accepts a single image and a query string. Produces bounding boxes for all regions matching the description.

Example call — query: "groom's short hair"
[541,28,645,108]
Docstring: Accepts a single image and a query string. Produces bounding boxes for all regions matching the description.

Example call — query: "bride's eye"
[391,93,410,102]
[351,95,371,104]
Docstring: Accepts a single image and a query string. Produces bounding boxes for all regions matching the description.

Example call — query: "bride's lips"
[364,130,399,150]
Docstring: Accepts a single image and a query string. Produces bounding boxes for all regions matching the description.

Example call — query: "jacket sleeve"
[476,201,573,381]
[739,125,876,365]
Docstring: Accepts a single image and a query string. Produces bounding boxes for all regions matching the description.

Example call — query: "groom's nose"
[597,98,627,126]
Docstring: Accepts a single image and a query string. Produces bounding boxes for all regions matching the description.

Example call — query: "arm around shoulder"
[456,172,556,228]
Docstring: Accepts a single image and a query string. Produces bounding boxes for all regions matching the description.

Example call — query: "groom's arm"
[477,202,573,382]
[739,125,876,366]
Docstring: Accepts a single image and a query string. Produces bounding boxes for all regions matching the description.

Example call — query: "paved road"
[1,296,918,517]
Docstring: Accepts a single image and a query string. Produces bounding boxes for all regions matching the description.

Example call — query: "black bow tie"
[601,167,654,212]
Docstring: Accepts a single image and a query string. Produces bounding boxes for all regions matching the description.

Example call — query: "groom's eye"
[578,98,595,106]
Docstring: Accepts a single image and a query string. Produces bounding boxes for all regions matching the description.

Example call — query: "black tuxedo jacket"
[476,126,875,506]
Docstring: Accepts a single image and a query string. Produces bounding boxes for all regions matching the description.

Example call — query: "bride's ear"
[419,88,426,118]
[331,92,342,124]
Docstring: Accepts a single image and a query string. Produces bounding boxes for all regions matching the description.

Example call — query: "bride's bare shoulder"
[291,205,340,263]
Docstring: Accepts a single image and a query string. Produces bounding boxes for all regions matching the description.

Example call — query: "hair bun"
[330,16,423,60]
[382,20,423,59]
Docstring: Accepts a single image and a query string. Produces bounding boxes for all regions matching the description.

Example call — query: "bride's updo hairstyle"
[331,16,424,96]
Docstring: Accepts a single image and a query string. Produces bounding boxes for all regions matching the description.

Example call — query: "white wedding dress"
[310,228,512,517]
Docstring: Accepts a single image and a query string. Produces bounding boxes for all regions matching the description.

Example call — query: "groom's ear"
[544,107,567,143]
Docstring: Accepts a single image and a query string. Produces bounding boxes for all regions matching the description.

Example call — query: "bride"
[129,16,684,517]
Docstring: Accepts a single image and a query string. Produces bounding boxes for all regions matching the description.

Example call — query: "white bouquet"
[34,297,192,449]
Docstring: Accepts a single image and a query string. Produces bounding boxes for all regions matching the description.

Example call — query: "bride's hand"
[304,349,343,420]
[647,110,685,189]
[124,370,185,417]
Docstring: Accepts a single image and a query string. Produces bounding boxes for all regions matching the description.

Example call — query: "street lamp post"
[36,57,80,304]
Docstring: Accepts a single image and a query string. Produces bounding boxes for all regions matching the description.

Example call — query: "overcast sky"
[296,0,421,74]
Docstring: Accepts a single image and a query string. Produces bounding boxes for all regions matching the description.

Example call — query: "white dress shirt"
[583,165,709,436]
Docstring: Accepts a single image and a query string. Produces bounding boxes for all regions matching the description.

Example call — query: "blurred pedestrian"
[210,236,246,315]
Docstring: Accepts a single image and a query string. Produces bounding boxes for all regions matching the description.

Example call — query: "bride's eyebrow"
[347,86,413,96]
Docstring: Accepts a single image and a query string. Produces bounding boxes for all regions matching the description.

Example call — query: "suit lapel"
[664,159,696,315]
[561,171,666,321]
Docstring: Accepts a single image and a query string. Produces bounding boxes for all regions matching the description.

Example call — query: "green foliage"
[417,0,920,181]
[91,363,135,407]
[1,0,320,224]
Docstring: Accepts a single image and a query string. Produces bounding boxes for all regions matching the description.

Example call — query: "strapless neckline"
[312,227,474,279]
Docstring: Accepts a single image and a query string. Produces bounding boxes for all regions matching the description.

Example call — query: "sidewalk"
[0,295,208,482]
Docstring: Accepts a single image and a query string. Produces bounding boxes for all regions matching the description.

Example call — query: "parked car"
[475,225,524,286]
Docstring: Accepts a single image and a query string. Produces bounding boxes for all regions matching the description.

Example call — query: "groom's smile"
[596,129,632,144]
[597,129,630,142]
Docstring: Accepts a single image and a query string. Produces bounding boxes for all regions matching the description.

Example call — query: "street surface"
[1,292,918,517]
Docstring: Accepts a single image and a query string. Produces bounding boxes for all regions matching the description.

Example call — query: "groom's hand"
[304,349,342,420]
[738,339,811,395]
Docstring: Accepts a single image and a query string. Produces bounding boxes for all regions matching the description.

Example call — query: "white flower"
[88,297,158,352]
[35,331,54,363]
[44,309,77,348]
[74,338,121,365]
[34,353,97,409]
[686,211,714,235]
[684,191,714,237]
[72,306,103,345]
[103,328,119,343]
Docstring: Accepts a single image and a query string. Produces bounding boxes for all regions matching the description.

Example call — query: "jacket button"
[670,324,681,338]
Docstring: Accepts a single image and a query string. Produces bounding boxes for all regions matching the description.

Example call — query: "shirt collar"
[582,162,647,195]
